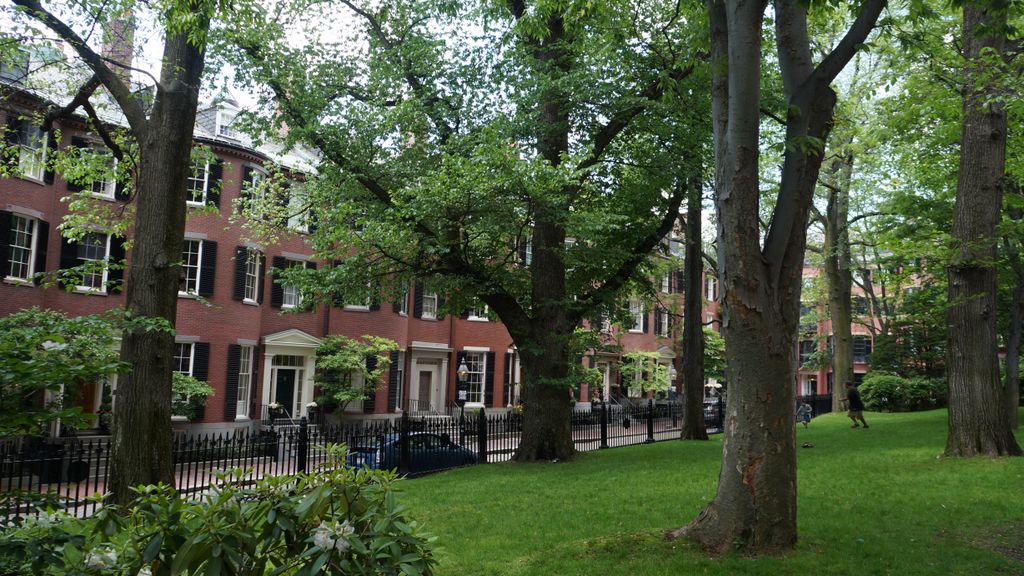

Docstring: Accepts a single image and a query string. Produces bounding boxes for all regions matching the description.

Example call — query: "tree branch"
[41,74,101,131]
[807,0,887,88]
[12,0,148,134]
[82,101,125,161]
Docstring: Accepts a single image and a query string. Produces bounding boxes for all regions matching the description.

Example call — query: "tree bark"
[681,179,708,440]
[822,149,854,412]
[670,0,884,553]
[1003,195,1023,430]
[108,28,208,503]
[945,1,1021,457]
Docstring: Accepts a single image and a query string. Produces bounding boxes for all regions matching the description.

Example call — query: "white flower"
[84,546,117,570]
[313,524,337,552]
[313,520,356,554]
[41,340,67,351]
[306,401,318,408]
[267,402,281,410]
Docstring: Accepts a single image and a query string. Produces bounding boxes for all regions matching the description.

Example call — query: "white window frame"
[243,249,261,303]
[464,352,486,405]
[469,303,489,321]
[801,376,816,397]
[660,273,671,293]
[705,276,716,301]
[236,345,253,418]
[656,307,670,337]
[287,183,309,234]
[628,299,644,333]
[394,351,405,411]
[83,142,118,200]
[18,124,47,182]
[174,342,195,377]
[216,110,237,138]
[186,160,210,206]
[422,292,438,320]
[179,239,203,296]
[397,288,409,315]
[76,232,111,293]
[281,259,304,309]
[6,213,38,282]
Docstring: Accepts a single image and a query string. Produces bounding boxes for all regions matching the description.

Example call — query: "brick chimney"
[101,12,134,87]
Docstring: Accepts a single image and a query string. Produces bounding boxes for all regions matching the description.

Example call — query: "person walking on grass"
[797,401,813,428]
[845,381,869,428]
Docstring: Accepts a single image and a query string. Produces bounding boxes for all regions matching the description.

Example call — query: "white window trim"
[422,292,438,320]
[468,304,489,322]
[660,273,671,293]
[656,308,670,337]
[287,183,310,234]
[216,110,237,138]
[705,277,716,301]
[281,259,304,309]
[178,240,204,297]
[236,345,253,419]
[397,289,409,316]
[18,127,47,182]
[174,341,196,377]
[75,233,111,294]
[186,161,210,207]
[243,249,261,303]
[628,299,644,333]
[463,351,487,406]
[5,213,38,284]
[90,156,118,200]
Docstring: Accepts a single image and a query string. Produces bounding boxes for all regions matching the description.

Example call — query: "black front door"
[275,369,296,416]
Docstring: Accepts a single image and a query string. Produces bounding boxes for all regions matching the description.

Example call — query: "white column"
[262,352,275,408]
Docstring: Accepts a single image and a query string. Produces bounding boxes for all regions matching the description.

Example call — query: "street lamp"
[668,365,679,426]
[456,360,469,443]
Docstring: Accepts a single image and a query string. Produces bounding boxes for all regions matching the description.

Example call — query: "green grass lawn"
[394,409,1024,575]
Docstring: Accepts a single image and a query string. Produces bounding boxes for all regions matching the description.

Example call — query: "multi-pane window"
[244,249,261,302]
[396,288,408,315]
[853,335,872,364]
[174,342,194,376]
[179,240,203,295]
[236,345,253,418]
[216,111,237,138]
[801,376,817,397]
[186,160,209,205]
[77,233,110,291]
[655,307,670,337]
[799,340,815,365]
[18,123,47,181]
[469,303,489,321]
[628,299,644,332]
[660,273,671,293]
[282,259,304,309]
[422,292,438,319]
[90,155,118,199]
[6,214,37,281]
[287,184,309,233]
[464,352,485,404]
[705,276,717,301]
[393,351,405,410]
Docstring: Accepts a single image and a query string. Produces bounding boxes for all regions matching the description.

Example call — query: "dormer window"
[216,111,237,139]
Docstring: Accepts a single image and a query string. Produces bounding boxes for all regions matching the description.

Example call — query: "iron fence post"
[297,417,309,473]
[399,411,411,473]
[646,399,655,443]
[477,410,488,463]
[600,401,609,449]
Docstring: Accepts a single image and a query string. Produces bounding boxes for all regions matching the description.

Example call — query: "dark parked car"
[346,432,478,474]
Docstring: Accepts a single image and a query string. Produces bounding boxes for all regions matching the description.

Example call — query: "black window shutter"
[436,294,446,320]
[654,307,663,336]
[391,294,403,313]
[412,283,424,318]
[224,344,241,421]
[42,129,58,185]
[207,159,223,208]
[114,178,129,201]
[363,356,378,413]
[59,236,78,271]
[387,350,400,411]
[66,136,88,191]
[257,254,266,304]
[675,269,686,294]
[108,236,127,290]
[270,256,285,307]
[0,211,11,275]
[250,347,261,417]
[191,342,210,421]
[305,260,317,270]
[484,352,495,407]
[642,309,649,334]
[32,218,48,282]
[232,246,247,301]
[198,241,217,297]
[504,352,512,405]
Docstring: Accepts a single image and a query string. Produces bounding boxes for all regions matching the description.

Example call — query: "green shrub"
[860,372,946,412]
[0,445,436,575]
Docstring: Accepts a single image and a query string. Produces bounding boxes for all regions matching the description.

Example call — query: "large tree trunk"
[681,179,708,440]
[513,314,575,460]
[823,149,855,411]
[109,31,206,503]
[670,0,883,553]
[945,2,1021,457]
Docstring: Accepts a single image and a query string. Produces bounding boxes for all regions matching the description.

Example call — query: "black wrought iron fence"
[0,398,726,521]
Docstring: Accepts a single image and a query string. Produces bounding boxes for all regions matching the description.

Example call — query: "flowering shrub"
[0,445,436,575]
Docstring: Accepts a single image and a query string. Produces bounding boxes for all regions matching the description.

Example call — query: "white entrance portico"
[261,329,320,420]
[407,341,451,414]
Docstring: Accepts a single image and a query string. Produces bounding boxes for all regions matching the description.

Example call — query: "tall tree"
[945,0,1022,457]
[5,0,217,501]
[667,0,885,553]
[226,0,709,461]
[680,179,707,440]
